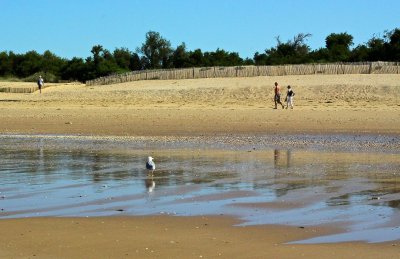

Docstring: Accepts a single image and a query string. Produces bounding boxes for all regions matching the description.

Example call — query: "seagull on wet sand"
[146,156,155,173]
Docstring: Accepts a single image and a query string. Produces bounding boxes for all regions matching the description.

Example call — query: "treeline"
[0,29,399,83]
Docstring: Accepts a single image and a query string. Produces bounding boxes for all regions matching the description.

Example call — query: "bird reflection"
[145,174,156,193]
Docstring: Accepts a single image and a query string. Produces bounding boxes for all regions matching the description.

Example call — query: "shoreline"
[1,132,399,154]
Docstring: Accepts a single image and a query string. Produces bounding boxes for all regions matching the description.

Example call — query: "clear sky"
[1,0,399,59]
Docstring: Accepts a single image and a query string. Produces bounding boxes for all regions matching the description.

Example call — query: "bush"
[0,76,22,82]
[23,72,59,83]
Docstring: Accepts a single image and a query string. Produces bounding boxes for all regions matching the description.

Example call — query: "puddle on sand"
[0,134,399,244]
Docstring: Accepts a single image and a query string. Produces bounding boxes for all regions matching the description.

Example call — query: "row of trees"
[254,29,400,65]
[0,29,399,82]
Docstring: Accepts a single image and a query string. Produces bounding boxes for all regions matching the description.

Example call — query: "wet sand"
[1,74,400,258]
[1,216,400,259]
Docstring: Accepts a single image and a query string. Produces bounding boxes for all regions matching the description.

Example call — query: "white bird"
[146,156,156,173]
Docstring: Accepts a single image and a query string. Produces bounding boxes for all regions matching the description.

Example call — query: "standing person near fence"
[274,82,284,109]
[285,85,295,109]
[37,75,44,94]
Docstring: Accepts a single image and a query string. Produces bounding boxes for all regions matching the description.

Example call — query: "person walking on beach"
[274,82,284,109]
[37,75,44,94]
[285,85,295,109]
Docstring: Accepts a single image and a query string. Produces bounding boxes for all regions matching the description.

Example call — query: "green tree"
[325,32,353,61]
[253,52,268,65]
[308,48,330,63]
[89,45,120,77]
[260,33,312,65]
[367,37,385,61]
[386,28,400,60]
[15,50,42,77]
[172,42,191,68]
[129,52,143,70]
[42,50,66,79]
[113,48,132,71]
[203,49,244,66]
[188,49,205,67]
[138,31,173,69]
[61,57,88,82]
[243,58,254,65]
[350,44,369,61]
[91,45,104,68]
[101,49,120,73]
[0,51,12,76]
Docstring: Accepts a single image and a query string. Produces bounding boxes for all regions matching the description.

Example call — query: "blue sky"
[1,0,399,59]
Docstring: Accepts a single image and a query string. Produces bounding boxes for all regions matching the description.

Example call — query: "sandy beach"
[1,216,400,259]
[1,74,400,258]
[1,74,399,136]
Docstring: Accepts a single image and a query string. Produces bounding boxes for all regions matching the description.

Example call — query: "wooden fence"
[0,84,50,93]
[86,61,400,86]
[0,86,38,93]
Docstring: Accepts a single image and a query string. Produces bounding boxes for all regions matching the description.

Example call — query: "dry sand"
[1,74,399,136]
[1,74,400,258]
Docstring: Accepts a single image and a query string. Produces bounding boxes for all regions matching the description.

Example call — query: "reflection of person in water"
[38,138,44,167]
[274,149,281,168]
[286,149,292,168]
[274,149,292,169]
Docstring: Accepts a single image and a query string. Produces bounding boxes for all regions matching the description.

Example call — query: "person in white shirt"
[37,75,44,94]
[285,85,295,109]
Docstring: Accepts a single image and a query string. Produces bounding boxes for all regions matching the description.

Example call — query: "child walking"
[285,85,295,109]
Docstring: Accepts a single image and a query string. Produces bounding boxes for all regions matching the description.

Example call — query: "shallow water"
[0,134,399,243]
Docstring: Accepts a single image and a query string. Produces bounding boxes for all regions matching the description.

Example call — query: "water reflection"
[326,194,352,206]
[273,149,292,169]
[1,136,400,243]
[382,200,400,209]
[145,176,156,193]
